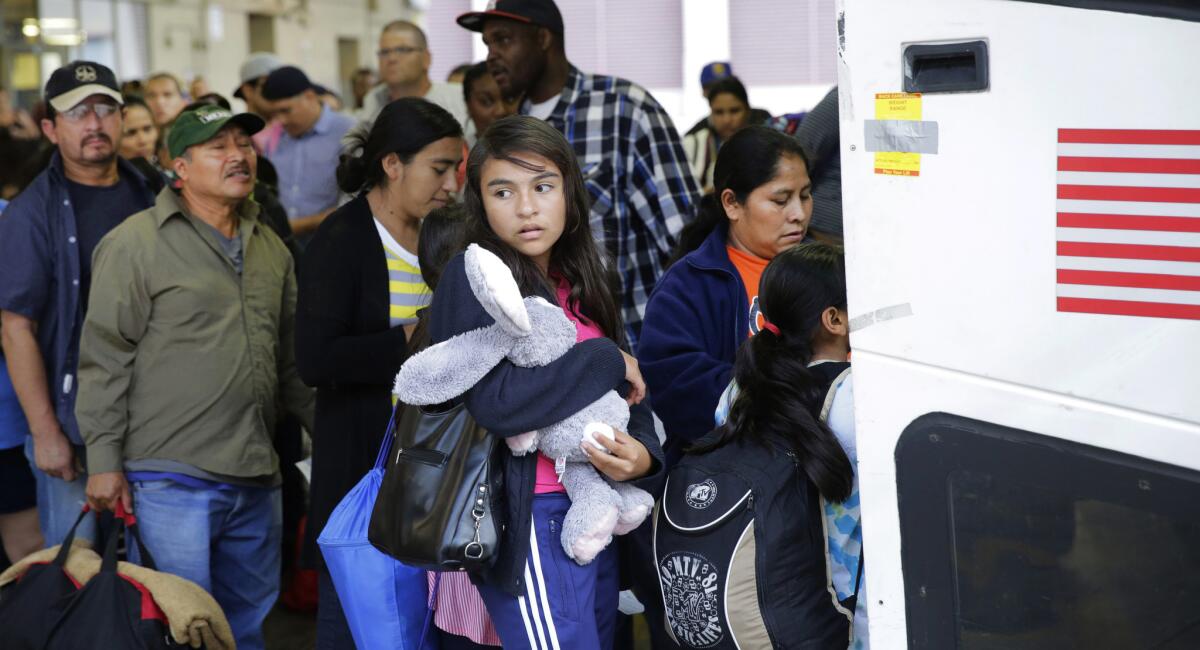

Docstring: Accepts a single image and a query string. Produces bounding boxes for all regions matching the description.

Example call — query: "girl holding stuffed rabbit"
[421,115,664,650]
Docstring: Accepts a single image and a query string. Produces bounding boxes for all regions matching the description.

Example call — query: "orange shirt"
[727,245,769,337]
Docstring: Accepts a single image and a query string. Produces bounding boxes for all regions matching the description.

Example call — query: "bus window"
[896,413,1200,649]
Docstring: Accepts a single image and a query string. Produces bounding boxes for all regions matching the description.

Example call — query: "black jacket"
[295,195,410,564]
[428,252,665,595]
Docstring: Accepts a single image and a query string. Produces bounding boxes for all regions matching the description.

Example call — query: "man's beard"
[80,148,117,165]
[78,134,116,165]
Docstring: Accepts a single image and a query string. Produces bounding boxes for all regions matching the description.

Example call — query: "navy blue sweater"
[638,224,748,469]
[429,251,664,595]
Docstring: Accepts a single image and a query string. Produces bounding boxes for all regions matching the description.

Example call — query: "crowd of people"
[0,0,856,648]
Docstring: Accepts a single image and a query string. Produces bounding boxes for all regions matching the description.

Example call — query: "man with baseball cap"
[0,60,157,548]
[75,103,314,650]
[684,61,771,148]
[459,0,699,349]
[234,52,283,117]
[261,65,355,242]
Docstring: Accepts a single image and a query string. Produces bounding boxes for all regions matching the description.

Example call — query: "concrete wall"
[143,0,417,108]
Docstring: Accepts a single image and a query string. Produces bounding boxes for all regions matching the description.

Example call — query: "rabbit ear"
[393,326,509,405]
[465,244,531,337]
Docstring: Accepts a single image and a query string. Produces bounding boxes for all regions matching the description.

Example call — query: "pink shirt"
[252,120,284,157]
[533,278,607,494]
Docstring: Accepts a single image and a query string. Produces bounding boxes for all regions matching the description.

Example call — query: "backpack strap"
[817,365,861,624]
[818,367,853,423]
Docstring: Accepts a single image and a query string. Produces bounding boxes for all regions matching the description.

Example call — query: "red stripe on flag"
[1057,269,1200,291]
[1057,185,1200,203]
[1057,156,1200,174]
[1058,297,1200,320]
[1057,213,1200,233]
[1056,241,1200,262]
[1058,129,1200,145]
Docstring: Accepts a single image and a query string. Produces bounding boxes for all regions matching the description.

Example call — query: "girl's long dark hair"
[670,125,809,265]
[409,203,470,354]
[463,115,626,346]
[706,242,853,502]
[337,97,463,195]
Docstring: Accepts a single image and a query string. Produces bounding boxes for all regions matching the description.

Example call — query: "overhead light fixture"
[39,17,79,30]
[44,32,86,46]
[21,19,40,38]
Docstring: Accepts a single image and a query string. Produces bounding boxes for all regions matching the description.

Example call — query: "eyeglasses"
[60,102,119,122]
[377,46,423,58]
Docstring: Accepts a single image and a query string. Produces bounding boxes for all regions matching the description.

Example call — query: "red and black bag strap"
[99,503,157,573]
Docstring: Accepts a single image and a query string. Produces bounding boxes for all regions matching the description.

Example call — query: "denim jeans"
[129,479,282,650]
[23,436,93,546]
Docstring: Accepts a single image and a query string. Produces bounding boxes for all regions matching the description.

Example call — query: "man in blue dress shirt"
[260,66,355,245]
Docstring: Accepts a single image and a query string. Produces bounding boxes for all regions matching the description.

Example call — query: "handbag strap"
[99,516,124,574]
[417,572,442,650]
[109,501,157,571]
[372,402,402,471]
[51,507,91,567]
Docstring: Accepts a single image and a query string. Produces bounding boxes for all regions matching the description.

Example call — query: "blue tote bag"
[318,408,437,650]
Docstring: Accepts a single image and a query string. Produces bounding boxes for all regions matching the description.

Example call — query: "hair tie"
[761,320,781,336]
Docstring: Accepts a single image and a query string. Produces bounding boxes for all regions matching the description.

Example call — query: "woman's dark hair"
[410,203,471,353]
[121,95,150,114]
[449,62,474,81]
[670,125,808,264]
[418,203,470,291]
[703,242,853,501]
[461,62,489,103]
[704,76,749,107]
[464,115,625,346]
[196,93,232,110]
[336,97,463,195]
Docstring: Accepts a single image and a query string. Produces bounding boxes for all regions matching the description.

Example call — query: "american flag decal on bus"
[1056,128,1200,321]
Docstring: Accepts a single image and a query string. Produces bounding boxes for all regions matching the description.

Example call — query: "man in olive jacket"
[75,105,314,650]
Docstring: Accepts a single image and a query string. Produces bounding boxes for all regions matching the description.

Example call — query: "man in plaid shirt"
[459,0,700,348]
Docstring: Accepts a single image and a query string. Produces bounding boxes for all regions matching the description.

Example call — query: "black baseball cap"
[457,0,564,35]
[260,66,324,102]
[45,61,123,112]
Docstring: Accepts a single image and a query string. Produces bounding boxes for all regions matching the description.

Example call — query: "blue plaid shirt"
[532,67,700,348]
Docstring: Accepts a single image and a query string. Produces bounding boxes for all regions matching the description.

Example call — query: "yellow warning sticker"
[875,92,922,120]
[874,93,922,175]
[874,152,921,177]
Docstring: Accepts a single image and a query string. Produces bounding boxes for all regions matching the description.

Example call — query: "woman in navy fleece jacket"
[639,126,814,468]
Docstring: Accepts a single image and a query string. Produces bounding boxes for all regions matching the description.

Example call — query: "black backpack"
[653,363,860,649]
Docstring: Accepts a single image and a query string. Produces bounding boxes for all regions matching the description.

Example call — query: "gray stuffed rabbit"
[393,244,655,565]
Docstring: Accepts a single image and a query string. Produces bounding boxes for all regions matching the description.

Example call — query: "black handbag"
[368,401,504,572]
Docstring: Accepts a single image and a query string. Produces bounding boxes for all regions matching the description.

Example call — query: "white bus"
[839,0,1200,647]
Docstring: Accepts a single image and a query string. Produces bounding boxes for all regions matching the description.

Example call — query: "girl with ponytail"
[293,97,466,648]
[710,242,869,648]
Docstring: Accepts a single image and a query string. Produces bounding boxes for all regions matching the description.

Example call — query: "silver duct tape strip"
[849,302,914,333]
[863,120,939,154]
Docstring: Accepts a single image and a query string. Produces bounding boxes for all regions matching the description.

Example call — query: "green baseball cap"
[167,105,265,159]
